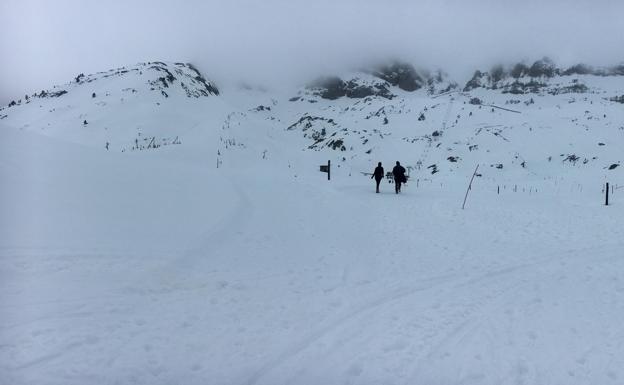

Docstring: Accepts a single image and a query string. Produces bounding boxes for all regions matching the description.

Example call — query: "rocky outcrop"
[425,69,458,95]
[147,62,219,97]
[306,76,395,100]
[369,62,424,92]
[465,58,624,93]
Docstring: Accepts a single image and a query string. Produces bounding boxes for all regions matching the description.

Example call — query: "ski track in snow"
[246,243,624,385]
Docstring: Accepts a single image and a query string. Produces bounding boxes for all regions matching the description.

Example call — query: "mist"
[1,0,623,104]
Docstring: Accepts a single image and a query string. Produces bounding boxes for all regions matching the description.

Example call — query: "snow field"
[2,125,624,384]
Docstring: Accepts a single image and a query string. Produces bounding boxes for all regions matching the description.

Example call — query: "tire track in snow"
[407,247,624,384]
[243,259,546,385]
[12,335,100,372]
[170,177,254,271]
[408,278,532,382]
[244,245,623,385]
[244,273,458,385]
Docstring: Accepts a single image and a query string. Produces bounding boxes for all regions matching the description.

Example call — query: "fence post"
[606,182,609,206]
[462,165,479,210]
[327,160,331,181]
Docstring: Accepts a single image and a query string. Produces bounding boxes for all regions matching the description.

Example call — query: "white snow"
[1,62,624,385]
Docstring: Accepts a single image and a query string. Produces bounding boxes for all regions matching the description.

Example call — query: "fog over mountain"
[1,0,623,104]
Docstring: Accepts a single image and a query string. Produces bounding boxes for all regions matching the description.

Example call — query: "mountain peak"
[3,61,219,109]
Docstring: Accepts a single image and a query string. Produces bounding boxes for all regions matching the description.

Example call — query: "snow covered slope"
[2,58,623,185]
[1,60,624,385]
[0,62,219,152]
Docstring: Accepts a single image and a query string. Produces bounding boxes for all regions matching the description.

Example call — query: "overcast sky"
[1,0,623,104]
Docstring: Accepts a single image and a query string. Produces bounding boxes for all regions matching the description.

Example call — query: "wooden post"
[462,165,479,210]
[606,182,609,206]
[327,160,331,181]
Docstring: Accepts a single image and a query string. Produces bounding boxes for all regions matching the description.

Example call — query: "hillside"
[3,59,623,185]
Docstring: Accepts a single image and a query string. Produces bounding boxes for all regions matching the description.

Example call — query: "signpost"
[320,160,331,180]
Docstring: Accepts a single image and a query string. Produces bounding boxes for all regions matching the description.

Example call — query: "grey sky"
[1,0,623,104]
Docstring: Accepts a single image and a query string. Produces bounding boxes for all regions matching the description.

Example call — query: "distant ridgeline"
[4,58,624,109]
[294,62,458,102]
[2,61,219,109]
[463,57,624,95]
[2,58,624,180]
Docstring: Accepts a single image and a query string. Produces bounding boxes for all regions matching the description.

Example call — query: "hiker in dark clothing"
[392,161,406,194]
[371,162,384,193]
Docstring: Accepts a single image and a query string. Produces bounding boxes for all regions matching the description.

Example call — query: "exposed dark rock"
[490,64,506,82]
[548,83,588,95]
[528,57,558,78]
[609,95,624,103]
[608,65,624,76]
[306,76,394,100]
[425,69,458,94]
[465,59,624,94]
[370,62,424,91]
[308,77,345,100]
[502,80,547,95]
[344,79,393,99]
[49,90,68,97]
[326,139,346,151]
[563,154,580,163]
[464,70,486,91]
[186,63,219,95]
[510,63,529,78]
[158,77,169,88]
[563,63,594,76]
[287,114,337,131]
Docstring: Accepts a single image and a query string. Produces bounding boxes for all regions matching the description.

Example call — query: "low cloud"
[1,0,623,103]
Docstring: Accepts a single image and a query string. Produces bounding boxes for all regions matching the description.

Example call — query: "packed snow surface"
[1,61,624,384]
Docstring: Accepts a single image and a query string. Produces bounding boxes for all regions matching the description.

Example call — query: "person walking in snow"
[392,161,406,194]
[371,162,384,193]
